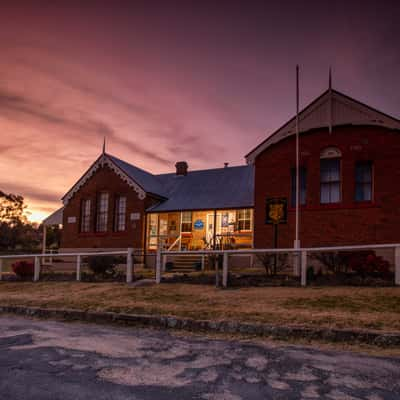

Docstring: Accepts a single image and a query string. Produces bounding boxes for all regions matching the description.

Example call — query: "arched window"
[320,147,341,204]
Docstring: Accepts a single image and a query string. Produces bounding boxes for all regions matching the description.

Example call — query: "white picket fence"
[0,243,400,287]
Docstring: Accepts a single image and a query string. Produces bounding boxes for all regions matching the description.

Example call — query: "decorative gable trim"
[246,89,400,164]
[62,154,146,205]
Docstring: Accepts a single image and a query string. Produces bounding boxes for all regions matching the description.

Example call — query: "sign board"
[130,213,141,221]
[266,198,287,224]
[194,219,204,230]
[67,216,76,224]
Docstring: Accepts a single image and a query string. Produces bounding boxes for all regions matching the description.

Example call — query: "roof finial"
[102,136,106,155]
[329,67,332,91]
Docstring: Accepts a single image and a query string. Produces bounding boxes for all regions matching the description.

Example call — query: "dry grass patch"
[0,282,399,332]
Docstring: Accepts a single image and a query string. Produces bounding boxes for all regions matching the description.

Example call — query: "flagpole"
[295,65,300,251]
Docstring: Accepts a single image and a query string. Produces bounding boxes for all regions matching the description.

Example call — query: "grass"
[0,281,399,333]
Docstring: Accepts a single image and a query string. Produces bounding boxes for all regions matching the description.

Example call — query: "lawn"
[0,282,399,333]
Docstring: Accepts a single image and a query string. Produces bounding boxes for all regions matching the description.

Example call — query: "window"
[114,196,127,231]
[291,167,307,207]
[355,161,373,201]
[320,158,341,203]
[96,192,109,232]
[237,209,251,231]
[181,211,192,232]
[80,199,91,232]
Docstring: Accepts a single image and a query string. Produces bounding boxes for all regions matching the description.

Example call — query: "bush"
[348,251,391,278]
[256,253,288,276]
[306,266,315,281]
[165,261,174,271]
[12,260,34,279]
[87,256,117,277]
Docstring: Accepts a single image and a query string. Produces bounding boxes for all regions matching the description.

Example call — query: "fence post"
[162,254,167,272]
[301,250,307,287]
[222,252,228,288]
[34,256,40,282]
[126,247,133,283]
[76,255,81,281]
[395,246,400,286]
[0,258,2,281]
[156,247,162,284]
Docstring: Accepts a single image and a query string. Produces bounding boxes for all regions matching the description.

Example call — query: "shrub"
[306,266,315,281]
[256,253,288,276]
[311,252,349,274]
[87,256,117,277]
[165,261,174,271]
[12,260,34,278]
[348,251,391,278]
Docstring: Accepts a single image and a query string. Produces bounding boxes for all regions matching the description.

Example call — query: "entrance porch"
[146,209,253,251]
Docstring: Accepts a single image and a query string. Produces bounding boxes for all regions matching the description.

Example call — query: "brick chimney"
[175,161,188,176]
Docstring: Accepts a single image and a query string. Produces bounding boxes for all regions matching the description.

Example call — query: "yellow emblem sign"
[269,203,284,224]
[266,198,287,225]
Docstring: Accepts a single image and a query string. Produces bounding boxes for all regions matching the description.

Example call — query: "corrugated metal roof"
[108,154,168,198]
[43,207,64,225]
[147,165,254,212]
[103,154,253,211]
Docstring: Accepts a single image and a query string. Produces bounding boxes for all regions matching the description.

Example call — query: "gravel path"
[0,315,399,399]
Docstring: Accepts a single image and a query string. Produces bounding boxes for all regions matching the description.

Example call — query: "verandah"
[146,209,253,251]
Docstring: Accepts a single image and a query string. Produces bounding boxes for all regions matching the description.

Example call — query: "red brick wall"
[61,165,158,249]
[254,125,400,248]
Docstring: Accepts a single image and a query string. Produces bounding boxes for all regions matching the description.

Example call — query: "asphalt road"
[0,316,399,400]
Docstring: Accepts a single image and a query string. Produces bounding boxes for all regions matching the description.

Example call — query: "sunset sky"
[1,0,399,222]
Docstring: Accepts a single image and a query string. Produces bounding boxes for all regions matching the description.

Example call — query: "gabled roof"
[61,152,254,210]
[148,165,254,212]
[62,153,150,204]
[108,154,167,198]
[246,88,400,164]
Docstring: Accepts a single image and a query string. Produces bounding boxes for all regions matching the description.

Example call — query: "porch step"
[166,255,207,272]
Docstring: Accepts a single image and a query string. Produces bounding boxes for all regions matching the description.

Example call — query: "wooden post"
[162,254,167,272]
[126,247,133,283]
[222,252,228,288]
[213,210,217,250]
[76,255,81,281]
[34,256,40,282]
[395,246,400,286]
[301,250,307,287]
[156,246,162,284]
[0,258,2,281]
[201,254,205,271]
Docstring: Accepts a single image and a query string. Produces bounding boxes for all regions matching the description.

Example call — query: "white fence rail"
[157,243,400,287]
[0,243,400,287]
[0,249,134,283]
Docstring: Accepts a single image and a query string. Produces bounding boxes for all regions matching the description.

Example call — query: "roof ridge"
[106,153,157,177]
[156,164,251,177]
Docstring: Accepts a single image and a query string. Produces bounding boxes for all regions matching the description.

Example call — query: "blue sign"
[194,219,204,229]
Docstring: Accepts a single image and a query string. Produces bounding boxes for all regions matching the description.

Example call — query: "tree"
[0,191,27,225]
[0,191,40,251]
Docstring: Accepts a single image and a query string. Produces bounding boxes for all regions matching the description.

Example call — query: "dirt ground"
[0,281,399,333]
